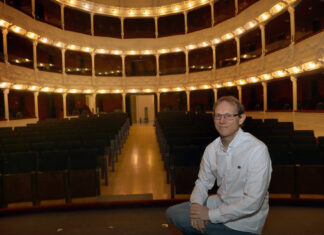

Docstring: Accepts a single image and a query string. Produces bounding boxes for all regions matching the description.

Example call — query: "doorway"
[126,94,156,125]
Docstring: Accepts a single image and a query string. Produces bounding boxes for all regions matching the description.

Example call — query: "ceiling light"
[237,80,246,85]
[270,3,286,15]
[13,84,23,90]
[272,70,287,78]
[260,74,272,80]
[244,20,258,30]
[302,61,321,71]
[213,38,221,44]
[221,33,234,40]
[0,19,10,28]
[234,27,244,36]
[55,42,63,47]
[0,82,10,88]
[160,8,166,14]
[287,66,302,74]
[258,12,271,22]
[129,10,135,16]
[248,77,260,83]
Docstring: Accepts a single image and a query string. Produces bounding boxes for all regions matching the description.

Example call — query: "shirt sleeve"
[208,145,272,223]
[190,146,217,205]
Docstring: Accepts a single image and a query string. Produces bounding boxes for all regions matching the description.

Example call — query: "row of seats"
[0,149,100,207]
[0,112,130,207]
[155,111,324,198]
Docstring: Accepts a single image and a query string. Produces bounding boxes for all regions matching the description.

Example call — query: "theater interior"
[0,0,323,234]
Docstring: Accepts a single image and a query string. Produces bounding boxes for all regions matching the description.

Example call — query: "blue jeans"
[166,202,257,235]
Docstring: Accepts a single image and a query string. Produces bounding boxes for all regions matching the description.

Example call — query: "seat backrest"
[70,148,98,170]
[38,150,69,171]
[3,152,38,174]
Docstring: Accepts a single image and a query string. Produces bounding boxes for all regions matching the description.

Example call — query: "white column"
[62,93,67,118]
[185,50,189,75]
[210,2,214,27]
[90,13,94,36]
[235,0,238,14]
[184,12,188,34]
[34,91,39,119]
[121,54,126,77]
[213,88,218,103]
[62,48,66,74]
[2,29,8,64]
[291,76,297,111]
[154,16,158,38]
[235,37,240,65]
[288,6,295,44]
[262,82,267,111]
[3,88,9,120]
[91,93,97,114]
[61,5,65,30]
[186,90,190,112]
[31,0,35,18]
[33,41,38,70]
[156,54,159,78]
[121,17,124,39]
[212,45,216,70]
[91,51,95,77]
[156,92,160,112]
[260,24,266,56]
[237,86,242,103]
[122,93,126,112]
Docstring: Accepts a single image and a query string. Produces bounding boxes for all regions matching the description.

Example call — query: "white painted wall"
[136,95,155,124]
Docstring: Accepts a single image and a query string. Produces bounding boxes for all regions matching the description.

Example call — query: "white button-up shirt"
[190,128,272,234]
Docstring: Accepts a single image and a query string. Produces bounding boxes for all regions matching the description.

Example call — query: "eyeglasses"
[213,113,240,120]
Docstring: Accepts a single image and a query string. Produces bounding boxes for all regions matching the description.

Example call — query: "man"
[166,96,272,234]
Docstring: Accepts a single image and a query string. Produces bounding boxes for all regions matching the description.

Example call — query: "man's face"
[214,101,245,140]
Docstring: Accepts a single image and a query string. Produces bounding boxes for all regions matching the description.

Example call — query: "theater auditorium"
[0,0,323,234]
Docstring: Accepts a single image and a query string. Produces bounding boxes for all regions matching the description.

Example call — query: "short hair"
[213,96,245,116]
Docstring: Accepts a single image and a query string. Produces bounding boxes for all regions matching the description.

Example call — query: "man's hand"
[191,218,208,233]
[190,203,210,220]
[190,203,210,233]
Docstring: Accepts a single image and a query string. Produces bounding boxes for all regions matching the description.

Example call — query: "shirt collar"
[219,128,243,151]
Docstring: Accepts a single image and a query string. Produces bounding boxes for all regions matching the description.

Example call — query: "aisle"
[101,124,171,199]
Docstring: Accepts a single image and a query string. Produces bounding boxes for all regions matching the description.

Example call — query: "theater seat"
[36,150,69,204]
[296,165,324,195]
[1,152,38,207]
[269,165,295,195]
[69,148,101,199]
